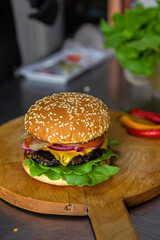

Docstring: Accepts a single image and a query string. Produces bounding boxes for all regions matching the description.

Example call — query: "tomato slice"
[24,135,104,149]
[25,136,34,148]
[66,54,81,63]
[65,135,104,148]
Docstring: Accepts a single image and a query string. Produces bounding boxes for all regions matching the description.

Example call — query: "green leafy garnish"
[24,143,119,186]
[61,164,119,186]
[107,138,119,146]
[100,1,160,76]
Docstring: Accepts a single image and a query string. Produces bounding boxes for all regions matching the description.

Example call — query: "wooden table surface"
[0,57,160,240]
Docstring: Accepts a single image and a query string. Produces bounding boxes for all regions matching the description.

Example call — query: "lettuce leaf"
[100,2,160,76]
[61,164,119,186]
[24,145,119,186]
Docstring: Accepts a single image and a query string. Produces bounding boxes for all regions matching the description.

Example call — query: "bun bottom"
[22,154,110,186]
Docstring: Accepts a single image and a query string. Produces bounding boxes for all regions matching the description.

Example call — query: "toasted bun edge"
[22,155,69,186]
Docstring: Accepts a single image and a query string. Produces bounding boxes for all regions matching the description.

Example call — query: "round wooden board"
[0,111,160,240]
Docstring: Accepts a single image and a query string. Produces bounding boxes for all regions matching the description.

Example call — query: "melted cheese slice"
[41,138,108,166]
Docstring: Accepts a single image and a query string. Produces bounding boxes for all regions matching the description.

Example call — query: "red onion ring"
[49,143,102,152]
[90,143,102,150]
[49,145,83,152]
[22,140,102,153]
[74,147,85,152]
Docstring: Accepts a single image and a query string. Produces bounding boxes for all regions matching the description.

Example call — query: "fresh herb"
[107,138,119,146]
[24,144,119,186]
[100,1,160,76]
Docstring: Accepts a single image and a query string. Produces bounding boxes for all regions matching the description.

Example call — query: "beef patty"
[24,148,106,167]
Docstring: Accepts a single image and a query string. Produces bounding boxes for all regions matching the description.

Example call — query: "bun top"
[24,92,110,144]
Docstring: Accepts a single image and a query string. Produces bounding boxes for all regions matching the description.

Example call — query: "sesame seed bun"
[22,154,110,186]
[24,92,110,144]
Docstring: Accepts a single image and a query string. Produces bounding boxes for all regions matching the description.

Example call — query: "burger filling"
[24,148,106,167]
[22,133,119,186]
[22,134,108,166]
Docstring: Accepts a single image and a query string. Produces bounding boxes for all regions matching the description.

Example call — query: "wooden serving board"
[0,111,160,240]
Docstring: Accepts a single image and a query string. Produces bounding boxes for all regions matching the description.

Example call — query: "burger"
[21,92,119,186]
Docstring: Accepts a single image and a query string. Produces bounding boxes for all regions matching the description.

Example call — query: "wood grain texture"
[86,191,138,240]
[0,111,160,240]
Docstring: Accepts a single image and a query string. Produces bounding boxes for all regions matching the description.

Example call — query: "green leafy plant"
[100,1,160,76]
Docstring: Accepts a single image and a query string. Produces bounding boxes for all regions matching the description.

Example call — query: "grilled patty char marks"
[24,148,106,167]
[25,151,59,166]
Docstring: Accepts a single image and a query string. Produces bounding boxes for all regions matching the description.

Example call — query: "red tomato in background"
[66,54,81,63]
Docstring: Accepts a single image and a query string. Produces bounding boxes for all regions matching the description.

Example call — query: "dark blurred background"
[0,0,155,84]
[64,0,107,36]
[0,0,108,84]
